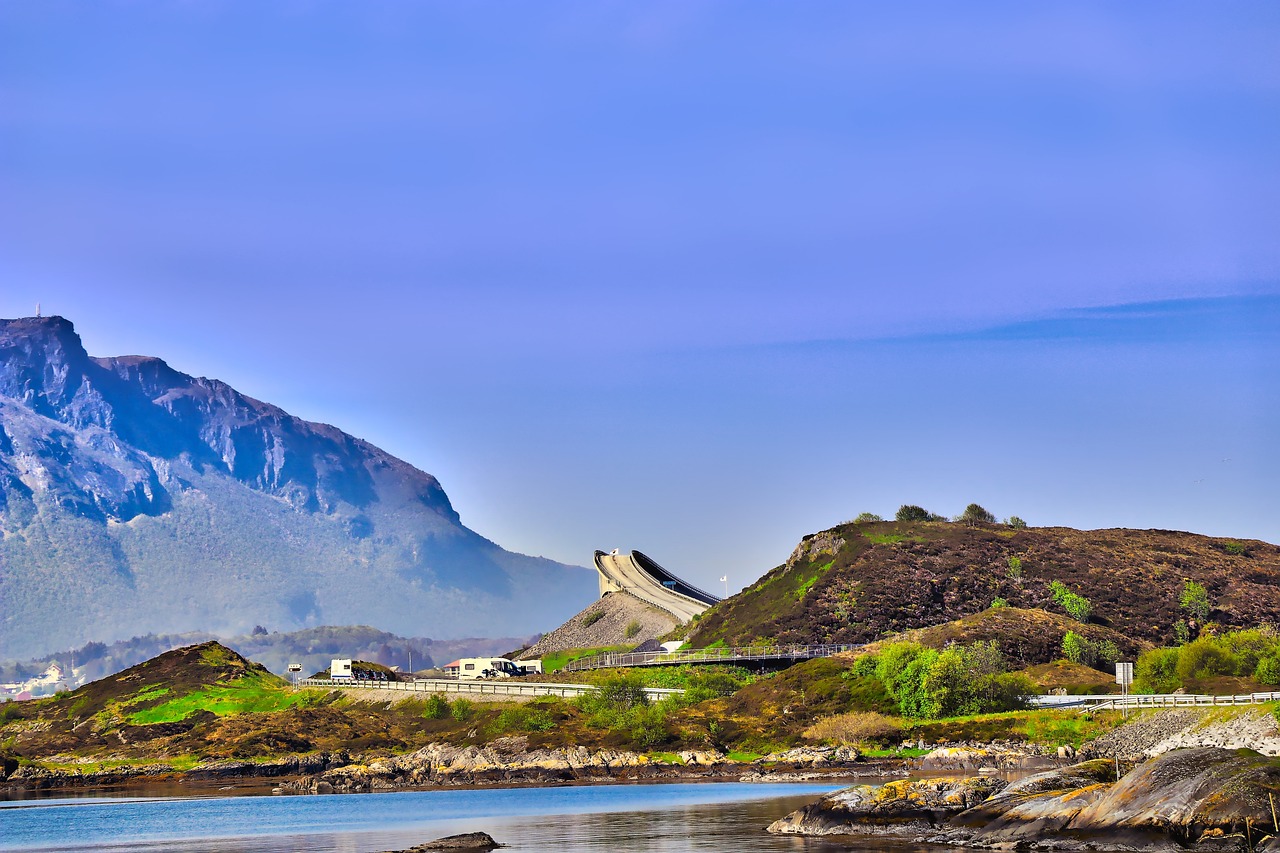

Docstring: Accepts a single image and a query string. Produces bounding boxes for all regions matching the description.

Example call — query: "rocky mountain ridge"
[0,316,591,659]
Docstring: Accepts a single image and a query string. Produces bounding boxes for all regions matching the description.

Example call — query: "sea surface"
[0,780,950,853]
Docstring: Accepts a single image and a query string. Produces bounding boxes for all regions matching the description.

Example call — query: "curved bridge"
[594,549,719,624]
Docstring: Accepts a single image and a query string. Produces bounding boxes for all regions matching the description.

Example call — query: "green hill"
[687,519,1280,652]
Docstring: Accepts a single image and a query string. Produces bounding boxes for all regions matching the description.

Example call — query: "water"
[0,781,948,852]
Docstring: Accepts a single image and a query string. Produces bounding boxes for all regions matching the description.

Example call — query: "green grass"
[905,708,1124,748]
[649,751,686,764]
[725,750,764,762]
[859,747,930,758]
[863,532,905,545]
[126,674,323,724]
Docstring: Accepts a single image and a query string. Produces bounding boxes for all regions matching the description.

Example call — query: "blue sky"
[1,2,1277,591]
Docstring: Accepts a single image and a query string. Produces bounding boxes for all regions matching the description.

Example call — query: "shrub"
[854,512,883,523]
[1049,580,1092,623]
[1180,581,1211,624]
[1062,632,1087,664]
[450,698,474,722]
[960,503,996,527]
[895,505,933,523]
[494,706,555,733]
[625,620,642,639]
[1006,556,1023,579]
[1135,648,1180,693]
[1175,636,1234,682]
[1257,656,1280,685]
[1225,542,1247,556]
[990,597,1008,609]
[422,693,450,720]
[1007,516,1028,529]
[1095,640,1120,667]
[582,611,605,628]
[1174,620,1190,646]
[803,711,903,745]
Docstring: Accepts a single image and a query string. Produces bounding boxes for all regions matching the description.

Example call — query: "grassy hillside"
[688,519,1279,652]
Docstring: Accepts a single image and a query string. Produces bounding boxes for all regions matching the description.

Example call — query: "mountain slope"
[0,316,592,659]
[687,519,1280,649]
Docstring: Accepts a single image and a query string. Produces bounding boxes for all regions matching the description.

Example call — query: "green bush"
[1176,637,1234,682]
[990,597,1008,609]
[582,611,605,628]
[959,503,995,526]
[1049,580,1092,623]
[1180,581,1211,623]
[1225,542,1247,556]
[874,640,1024,718]
[450,698,474,722]
[422,693,450,720]
[895,505,933,523]
[1007,516,1028,529]
[625,620,642,639]
[1062,631,1086,664]
[1006,556,1023,579]
[1256,657,1280,685]
[854,512,883,523]
[1135,647,1181,693]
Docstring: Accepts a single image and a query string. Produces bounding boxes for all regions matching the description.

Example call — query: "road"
[594,550,718,623]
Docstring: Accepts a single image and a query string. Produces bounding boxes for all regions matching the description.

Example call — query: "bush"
[1257,656,1280,685]
[1180,581,1211,624]
[990,597,1008,609]
[1174,620,1190,646]
[895,505,933,523]
[874,640,1023,718]
[854,512,883,523]
[494,706,555,733]
[1006,556,1023,579]
[803,711,903,745]
[582,611,605,628]
[450,698,474,722]
[1049,580,1092,623]
[1175,636,1234,682]
[1062,631,1087,664]
[625,620,642,639]
[1135,648,1180,693]
[1007,516,1028,529]
[959,503,995,527]
[422,693,450,720]
[1225,542,1247,556]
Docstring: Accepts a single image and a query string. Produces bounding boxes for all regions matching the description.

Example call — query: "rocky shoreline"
[770,747,1280,852]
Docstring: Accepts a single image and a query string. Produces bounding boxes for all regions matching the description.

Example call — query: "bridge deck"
[562,644,860,672]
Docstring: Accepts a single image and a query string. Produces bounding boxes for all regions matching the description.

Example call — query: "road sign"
[287,663,302,673]
[1116,662,1134,686]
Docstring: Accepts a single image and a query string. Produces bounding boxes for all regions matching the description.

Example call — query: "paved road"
[594,550,717,623]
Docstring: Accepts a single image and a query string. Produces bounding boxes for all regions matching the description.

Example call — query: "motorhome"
[442,657,538,679]
[330,659,353,681]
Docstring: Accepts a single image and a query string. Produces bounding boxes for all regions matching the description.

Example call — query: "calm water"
[0,781,948,853]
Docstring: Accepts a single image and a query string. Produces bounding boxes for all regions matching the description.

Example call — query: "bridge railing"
[299,677,683,700]
[561,644,860,672]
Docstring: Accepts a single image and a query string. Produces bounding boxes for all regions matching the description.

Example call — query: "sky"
[1,1,1277,594]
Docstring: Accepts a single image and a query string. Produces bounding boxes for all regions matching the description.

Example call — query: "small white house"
[443,657,531,679]
[330,659,353,680]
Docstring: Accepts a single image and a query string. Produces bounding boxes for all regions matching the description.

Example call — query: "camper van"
[330,659,353,681]
[442,657,537,680]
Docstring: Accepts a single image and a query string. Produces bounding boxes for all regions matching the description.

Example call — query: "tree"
[895,505,933,522]
[854,512,883,523]
[1180,581,1211,624]
[1062,631,1087,664]
[1007,516,1028,529]
[1049,580,1092,623]
[960,503,995,527]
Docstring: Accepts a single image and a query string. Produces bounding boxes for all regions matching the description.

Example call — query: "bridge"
[299,677,684,701]
[561,643,861,672]
[594,549,719,624]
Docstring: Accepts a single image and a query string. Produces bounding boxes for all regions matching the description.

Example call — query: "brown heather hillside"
[688,521,1280,650]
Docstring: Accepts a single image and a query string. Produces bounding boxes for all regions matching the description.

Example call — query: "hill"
[0,316,593,659]
[687,519,1280,649]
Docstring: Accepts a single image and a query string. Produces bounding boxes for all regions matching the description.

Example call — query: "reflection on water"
[0,781,950,853]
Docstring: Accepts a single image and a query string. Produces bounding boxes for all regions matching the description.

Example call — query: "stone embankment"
[1082,708,1280,760]
[770,747,1280,851]
[517,593,676,660]
[275,740,864,794]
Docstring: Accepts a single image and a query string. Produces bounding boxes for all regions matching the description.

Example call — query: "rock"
[381,832,501,851]
[912,745,1037,772]
[1057,744,1076,759]
[955,760,1117,842]
[768,776,1008,835]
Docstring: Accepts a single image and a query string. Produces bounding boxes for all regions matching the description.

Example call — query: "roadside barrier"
[561,643,861,672]
[298,677,683,700]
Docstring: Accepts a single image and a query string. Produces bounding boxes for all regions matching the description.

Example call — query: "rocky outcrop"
[517,592,677,661]
[771,749,1280,851]
[1083,709,1280,760]
[911,744,1051,772]
[380,833,500,851]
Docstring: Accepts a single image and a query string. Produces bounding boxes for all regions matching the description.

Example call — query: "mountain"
[0,316,592,659]
[687,518,1280,649]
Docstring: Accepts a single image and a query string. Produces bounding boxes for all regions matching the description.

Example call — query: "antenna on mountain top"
[36,302,41,318]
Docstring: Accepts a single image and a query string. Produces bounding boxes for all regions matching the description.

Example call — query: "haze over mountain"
[0,316,593,660]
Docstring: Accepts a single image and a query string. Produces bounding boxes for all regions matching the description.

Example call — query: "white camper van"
[442,657,533,679]
[330,659,353,681]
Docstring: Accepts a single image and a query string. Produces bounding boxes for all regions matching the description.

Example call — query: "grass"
[538,646,632,673]
[725,750,764,762]
[126,674,323,724]
[649,751,686,764]
[863,532,905,545]
[906,708,1125,748]
[859,747,930,758]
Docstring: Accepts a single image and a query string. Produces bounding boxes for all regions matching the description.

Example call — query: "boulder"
[768,776,1008,835]
[380,832,501,851]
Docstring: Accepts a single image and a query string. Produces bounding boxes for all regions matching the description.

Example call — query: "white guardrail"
[299,677,683,701]
[1022,691,1280,711]
[562,644,861,672]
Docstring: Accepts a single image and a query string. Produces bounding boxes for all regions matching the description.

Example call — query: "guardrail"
[1079,691,1280,711]
[561,644,861,672]
[299,677,684,701]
